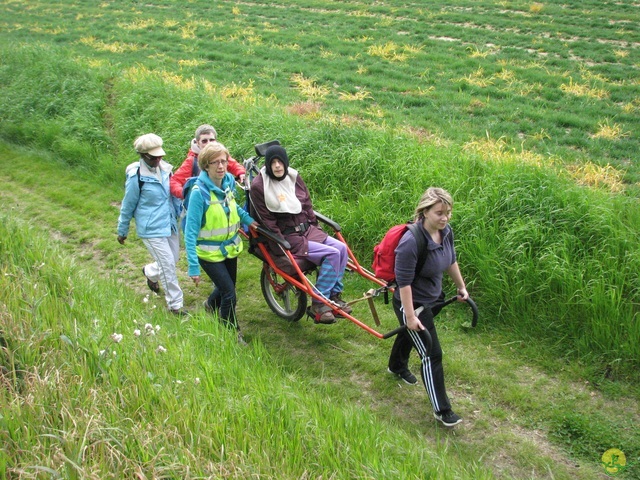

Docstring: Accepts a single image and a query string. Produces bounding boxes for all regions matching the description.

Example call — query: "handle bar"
[381,295,478,339]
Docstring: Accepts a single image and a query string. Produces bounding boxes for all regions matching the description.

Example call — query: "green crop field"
[2,0,639,186]
[1,1,639,479]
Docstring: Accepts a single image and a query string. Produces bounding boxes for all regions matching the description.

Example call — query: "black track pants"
[388,295,451,414]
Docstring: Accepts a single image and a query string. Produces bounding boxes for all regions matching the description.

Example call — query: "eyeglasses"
[208,159,229,167]
[199,138,217,144]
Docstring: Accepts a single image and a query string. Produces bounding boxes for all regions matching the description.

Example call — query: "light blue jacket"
[184,171,254,277]
[117,159,179,239]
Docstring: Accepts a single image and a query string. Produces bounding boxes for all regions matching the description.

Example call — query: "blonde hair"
[414,187,453,222]
[198,142,229,171]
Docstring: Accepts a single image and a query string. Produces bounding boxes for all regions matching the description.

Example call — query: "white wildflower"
[110,333,123,343]
[156,345,167,353]
[155,325,161,332]
[144,323,153,330]
[133,329,141,337]
[143,295,149,304]
[194,377,201,385]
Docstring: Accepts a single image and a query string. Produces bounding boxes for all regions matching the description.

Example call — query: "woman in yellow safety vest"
[184,142,257,342]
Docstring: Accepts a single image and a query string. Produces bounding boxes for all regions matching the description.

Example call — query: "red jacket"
[170,149,246,199]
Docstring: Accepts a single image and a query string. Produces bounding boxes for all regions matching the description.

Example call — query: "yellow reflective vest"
[195,186,243,262]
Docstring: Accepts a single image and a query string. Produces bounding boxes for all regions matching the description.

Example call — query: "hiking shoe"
[311,303,336,324]
[169,307,190,317]
[387,367,418,385]
[330,293,352,315]
[433,410,462,427]
[142,267,160,293]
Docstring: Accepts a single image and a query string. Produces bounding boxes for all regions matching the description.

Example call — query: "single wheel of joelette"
[260,265,307,322]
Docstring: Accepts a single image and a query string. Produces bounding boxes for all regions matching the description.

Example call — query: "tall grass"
[1,214,493,479]
[1,43,638,379]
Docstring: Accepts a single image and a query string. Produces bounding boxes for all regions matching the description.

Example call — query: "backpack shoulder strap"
[193,178,211,227]
[136,167,143,192]
[191,157,200,177]
[406,222,427,275]
[194,178,210,201]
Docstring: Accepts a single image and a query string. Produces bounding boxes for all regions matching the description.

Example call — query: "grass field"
[1,0,639,478]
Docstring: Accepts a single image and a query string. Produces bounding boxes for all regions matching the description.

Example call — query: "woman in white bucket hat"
[117,133,187,316]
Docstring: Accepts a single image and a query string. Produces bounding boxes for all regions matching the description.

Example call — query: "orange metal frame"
[241,226,401,339]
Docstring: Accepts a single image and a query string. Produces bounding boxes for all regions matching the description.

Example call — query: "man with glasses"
[170,124,246,201]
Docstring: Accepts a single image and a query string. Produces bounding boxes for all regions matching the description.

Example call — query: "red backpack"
[372,222,427,283]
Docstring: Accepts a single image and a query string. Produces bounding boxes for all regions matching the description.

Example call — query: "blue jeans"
[198,256,239,330]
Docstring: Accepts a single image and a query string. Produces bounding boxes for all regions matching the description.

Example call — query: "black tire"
[260,266,307,322]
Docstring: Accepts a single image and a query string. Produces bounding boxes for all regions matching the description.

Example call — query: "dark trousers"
[388,294,451,414]
[199,257,239,330]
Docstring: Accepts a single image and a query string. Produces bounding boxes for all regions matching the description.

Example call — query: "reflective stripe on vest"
[199,222,241,238]
[197,234,242,252]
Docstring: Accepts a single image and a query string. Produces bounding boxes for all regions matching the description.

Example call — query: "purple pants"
[306,236,348,299]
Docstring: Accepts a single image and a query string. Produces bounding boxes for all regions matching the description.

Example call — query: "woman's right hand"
[406,313,425,331]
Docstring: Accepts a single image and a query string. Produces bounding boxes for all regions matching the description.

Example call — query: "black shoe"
[169,307,189,316]
[142,267,160,293]
[433,410,462,427]
[387,367,418,385]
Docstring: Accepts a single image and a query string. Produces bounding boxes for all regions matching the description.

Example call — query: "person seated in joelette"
[249,145,351,324]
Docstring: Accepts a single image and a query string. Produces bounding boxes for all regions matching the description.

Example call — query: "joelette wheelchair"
[238,140,478,342]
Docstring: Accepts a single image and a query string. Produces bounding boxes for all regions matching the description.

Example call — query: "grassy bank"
[1,44,638,380]
[1,1,639,476]
[2,145,638,479]
[1,213,497,479]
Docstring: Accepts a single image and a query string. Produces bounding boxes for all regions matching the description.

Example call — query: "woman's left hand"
[456,287,469,301]
[191,275,201,286]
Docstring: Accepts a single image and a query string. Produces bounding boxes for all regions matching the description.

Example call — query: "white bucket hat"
[133,133,166,156]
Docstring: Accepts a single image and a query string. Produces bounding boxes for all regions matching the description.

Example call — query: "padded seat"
[249,235,316,277]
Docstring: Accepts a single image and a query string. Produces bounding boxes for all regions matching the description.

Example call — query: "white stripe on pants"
[142,233,183,310]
